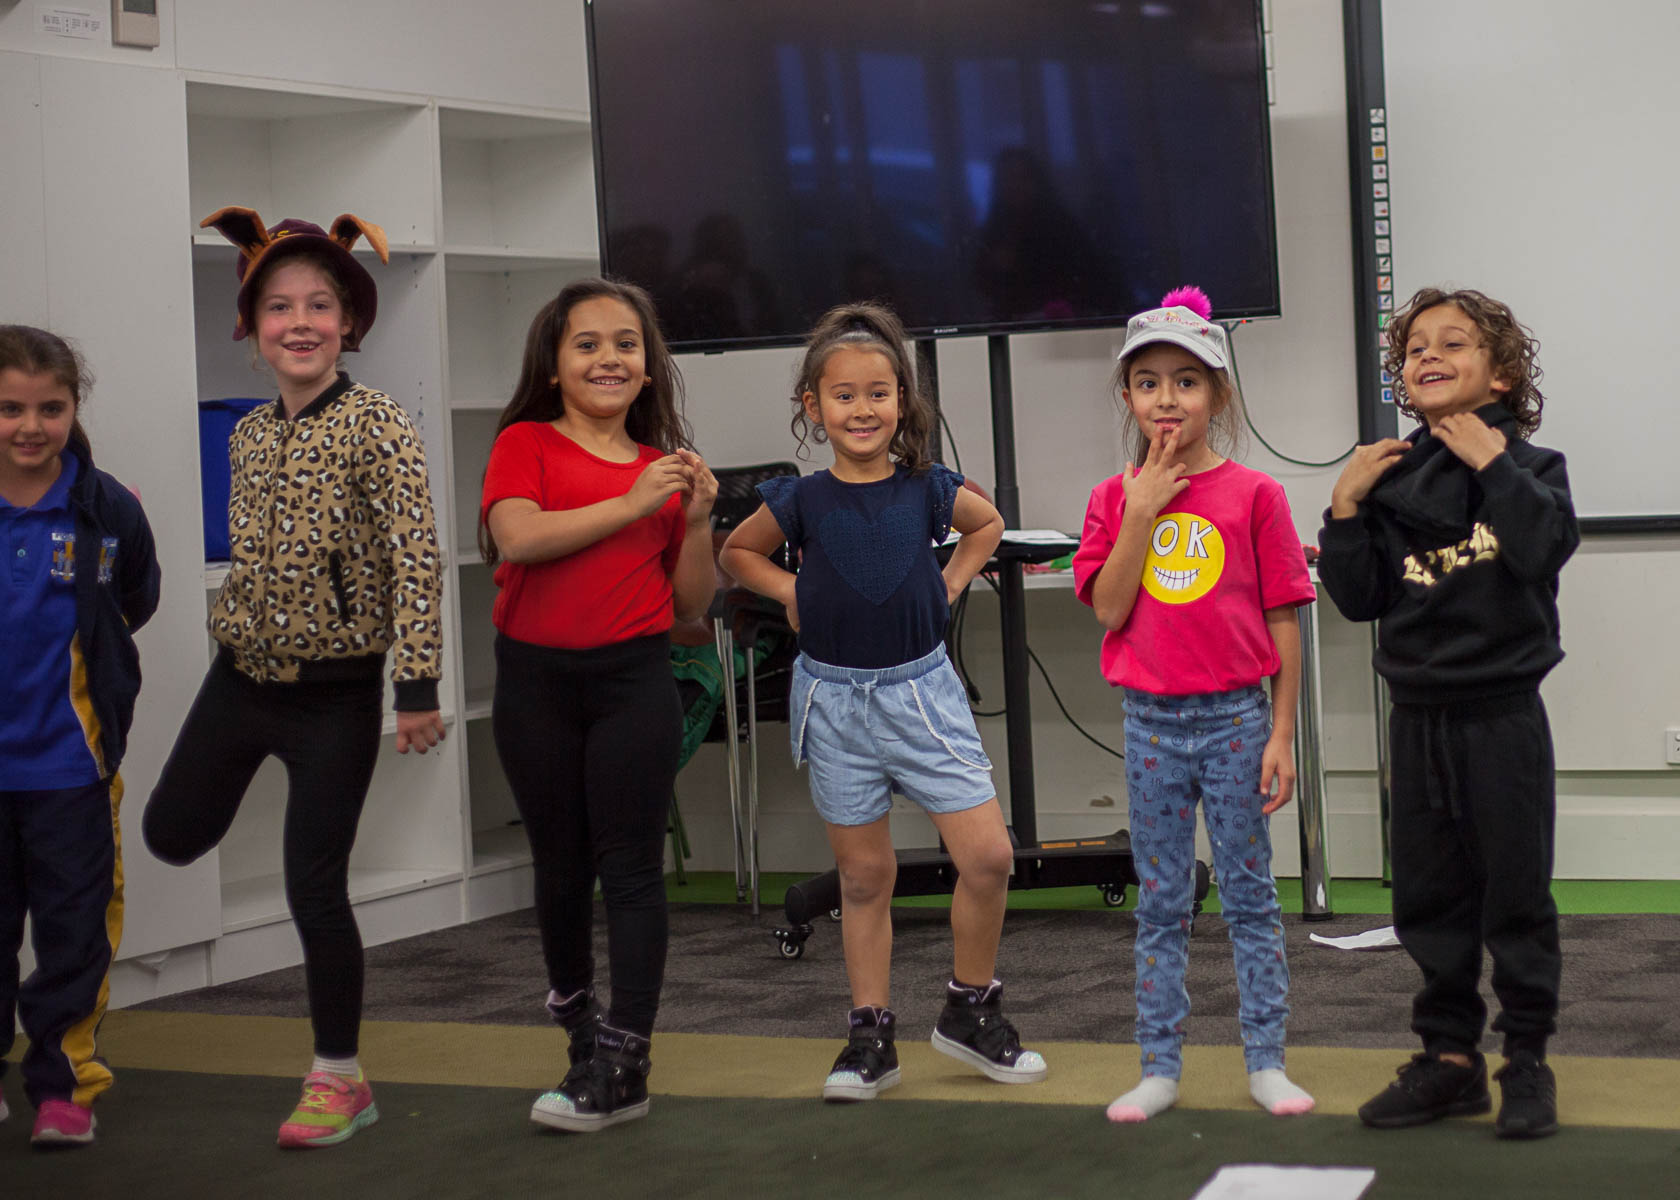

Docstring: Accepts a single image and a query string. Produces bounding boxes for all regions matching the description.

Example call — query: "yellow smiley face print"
[1140,512,1225,604]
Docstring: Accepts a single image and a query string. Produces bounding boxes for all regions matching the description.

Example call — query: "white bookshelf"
[438,105,596,257]
[185,80,437,250]
[181,78,598,982]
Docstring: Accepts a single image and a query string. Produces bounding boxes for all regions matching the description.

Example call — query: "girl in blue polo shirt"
[0,326,160,1148]
[721,302,1046,1101]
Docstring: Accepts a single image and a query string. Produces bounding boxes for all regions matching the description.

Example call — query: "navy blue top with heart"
[757,464,962,669]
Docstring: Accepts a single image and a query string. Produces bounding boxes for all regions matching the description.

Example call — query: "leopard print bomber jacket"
[209,374,444,709]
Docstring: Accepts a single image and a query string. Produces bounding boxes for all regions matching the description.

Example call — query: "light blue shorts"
[790,644,996,827]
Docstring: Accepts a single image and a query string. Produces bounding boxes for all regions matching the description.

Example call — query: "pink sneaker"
[31,1099,97,1147]
[276,1070,379,1148]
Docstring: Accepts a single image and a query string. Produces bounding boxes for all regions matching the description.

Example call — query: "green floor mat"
[5,1068,1672,1200]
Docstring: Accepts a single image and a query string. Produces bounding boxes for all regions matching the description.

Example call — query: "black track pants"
[1389,691,1561,1057]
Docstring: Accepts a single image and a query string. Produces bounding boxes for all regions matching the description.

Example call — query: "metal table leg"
[1294,599,1334,920]
[713,617,748,901]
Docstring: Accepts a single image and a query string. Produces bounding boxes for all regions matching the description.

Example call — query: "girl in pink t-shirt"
[1072,288,1317,1124]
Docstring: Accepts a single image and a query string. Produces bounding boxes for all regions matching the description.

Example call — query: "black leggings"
[143,652,382,1057]
[492,633,681,1038]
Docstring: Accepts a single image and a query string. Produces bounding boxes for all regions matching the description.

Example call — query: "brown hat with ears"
[200,206,389,350]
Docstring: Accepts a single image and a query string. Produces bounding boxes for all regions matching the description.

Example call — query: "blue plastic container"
[198,398,268,561]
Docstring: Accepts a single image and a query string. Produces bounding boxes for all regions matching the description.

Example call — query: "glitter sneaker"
[823,1006,901,1102]
[931,981,1047,1083]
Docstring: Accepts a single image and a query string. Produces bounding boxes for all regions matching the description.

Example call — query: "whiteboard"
[1383,0,1680,520]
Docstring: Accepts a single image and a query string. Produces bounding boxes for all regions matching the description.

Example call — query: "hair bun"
[1160,286,1213,320]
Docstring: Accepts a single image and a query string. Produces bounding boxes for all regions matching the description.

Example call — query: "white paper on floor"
[1308,925,1401,950]
[1191,1164,1377,1200]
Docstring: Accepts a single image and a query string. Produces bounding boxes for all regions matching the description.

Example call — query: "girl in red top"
[479,278,716,1134]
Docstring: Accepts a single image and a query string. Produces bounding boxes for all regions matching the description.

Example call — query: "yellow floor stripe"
[21,1010,1665,1131]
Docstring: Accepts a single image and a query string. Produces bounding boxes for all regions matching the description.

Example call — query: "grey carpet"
[131,906,1680,1059]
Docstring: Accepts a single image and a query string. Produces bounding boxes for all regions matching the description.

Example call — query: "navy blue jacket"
[66,441,161,776]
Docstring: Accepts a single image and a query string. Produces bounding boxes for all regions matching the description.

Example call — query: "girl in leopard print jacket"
[144,208,443,1149]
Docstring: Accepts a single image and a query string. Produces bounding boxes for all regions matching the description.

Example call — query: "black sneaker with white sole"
[546,987,604,1068]
[530,1023,651,1133]
[823,1006,901,1102]
[931,981,1047,1083]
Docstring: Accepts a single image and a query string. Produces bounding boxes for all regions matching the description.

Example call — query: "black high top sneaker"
[530,1023,652,1133]
[931,980,1048,1083]
[545,987,604,1067]
[823,1006,901,1101]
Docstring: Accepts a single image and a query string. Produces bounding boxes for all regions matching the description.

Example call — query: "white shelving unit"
[185,77,600,970]
[435,101,600,897]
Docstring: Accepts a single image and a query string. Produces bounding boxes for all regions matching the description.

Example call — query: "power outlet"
[1668,727,1680,766]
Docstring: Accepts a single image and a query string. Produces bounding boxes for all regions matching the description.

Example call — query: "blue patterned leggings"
[1124,686,1290,1077]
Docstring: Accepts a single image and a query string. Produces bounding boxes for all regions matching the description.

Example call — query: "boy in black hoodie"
[1317,288,1577,1140]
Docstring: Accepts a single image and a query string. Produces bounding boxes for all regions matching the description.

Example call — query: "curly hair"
[1385,287,1544,439]
[789,301,934,474]
[477,276,691,565]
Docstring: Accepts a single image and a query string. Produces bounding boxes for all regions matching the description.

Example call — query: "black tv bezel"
[583,0,1282,353]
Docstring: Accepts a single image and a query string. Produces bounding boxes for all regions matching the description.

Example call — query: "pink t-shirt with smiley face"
[1072,460,1314,695]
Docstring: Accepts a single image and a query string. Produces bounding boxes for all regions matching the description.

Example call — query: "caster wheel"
[778,937,805,960]
[1101,885,1127,908]
[828,908,843,922]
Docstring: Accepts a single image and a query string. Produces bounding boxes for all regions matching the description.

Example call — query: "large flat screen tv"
[585,0,1278,350]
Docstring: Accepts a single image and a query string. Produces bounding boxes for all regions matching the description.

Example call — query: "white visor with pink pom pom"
[1117,285,1228,372]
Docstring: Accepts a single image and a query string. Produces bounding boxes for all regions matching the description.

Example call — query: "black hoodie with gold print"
[1316,403,1579,705]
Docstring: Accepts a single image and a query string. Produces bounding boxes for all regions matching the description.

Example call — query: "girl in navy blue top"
[721,303,1046,1100]
[0,326,159,1147]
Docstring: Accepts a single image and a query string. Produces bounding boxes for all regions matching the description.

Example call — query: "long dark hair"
[478,277,690,565]
[1385,286,1544,439]
[0,325,94,461]
[790,301,934,473]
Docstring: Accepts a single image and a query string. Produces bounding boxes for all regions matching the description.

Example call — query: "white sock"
[1249,1067,1315,1115]
[1106,1076,1179,1123]
[311,1053,361,1079]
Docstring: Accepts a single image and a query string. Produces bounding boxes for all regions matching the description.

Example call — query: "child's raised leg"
[928,799,1046,1084]
[930,799,1012,984]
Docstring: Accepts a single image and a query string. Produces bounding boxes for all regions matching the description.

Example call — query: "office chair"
[671,462,801,913]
